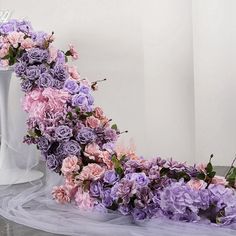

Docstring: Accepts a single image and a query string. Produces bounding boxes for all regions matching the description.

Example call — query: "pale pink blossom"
[20,38,35,50]
[0,43,10,58]
[79,164,105,181]
[196,163,207,173]
[99,151,113,169]
[187,179,207,190]
[52,185,70,204]
[69,44,79,60]
[94,107,104,119]
[7,32,24,48]
[85,143,101,160]
[212,175,228,186]
[47,45,58,63]
[86,116,100,128]
[67,65,80,80]
[0,59,9,67]
[75,188,94,210]
[61,156,79,175]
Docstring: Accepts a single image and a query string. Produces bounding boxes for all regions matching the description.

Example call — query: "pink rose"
[7,32,24,48]
[94,107,104,119]
[52,185,70,204]
[61,156,79,175]
[69,44,79,60]
[99,151,113,169]
[85,143,101,160]
[212,175,228,186]
[47,45,58,63]
[86,116,100,128]
[79,164,105,181]
[21,38,35,50]
[187,179,207,190]
[75,188,94,210]
[67,65,80,80]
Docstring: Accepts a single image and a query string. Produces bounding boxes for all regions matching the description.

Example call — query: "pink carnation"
[0,59,9,67]
[47,45,58,63]
[52,185,70,204]
[196,163,207,174]
[21,38,35,50]
[86,116,100,128]
[0,43,10,58]
[67,65,80,80]
[7,32,24,48]
[85,143,101,160]
[187,179,207,190]
[75,188,94,210]
[61,156,79,175]
[69,44,79,60]
[212,175,228,186]
[99,151,113,169]
[79,163,105,181]
[94,107,104,119]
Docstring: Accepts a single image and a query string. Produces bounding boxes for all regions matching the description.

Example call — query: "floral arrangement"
[0,19,236,228]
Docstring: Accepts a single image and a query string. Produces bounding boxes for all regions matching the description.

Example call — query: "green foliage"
[226,167,236,187]
[111,124,118,130]
[111,155,124,176]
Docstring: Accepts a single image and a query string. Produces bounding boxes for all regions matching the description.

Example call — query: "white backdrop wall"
[1,0,235,165]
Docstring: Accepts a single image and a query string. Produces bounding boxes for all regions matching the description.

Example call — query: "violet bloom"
[103,170,119,185]
[37,137,50,152]
[55,50,66,65]
[63,79,79,94]
[118,204,132,216]
[76,127,96,145]
[133,173,149,187]
[102,142,115,153]
[53,80,64,89]
[132,209,147,221]
[55,125,73,142]
[72,94,88,107]
[79,85,90,94]
[26,65,41,80]
[101,189,113,207]
[21,79,33,92]
[0,19,16,34]
[90,181,102,197]
[104,128,118,142]
[30,31,48,47]
[27,48,48,64]
[46,154,62,173]
[14,62,27,77]
[53,64,68,81]
[38,72,54,88]
[63,140,81,155]
[16,20,33,34]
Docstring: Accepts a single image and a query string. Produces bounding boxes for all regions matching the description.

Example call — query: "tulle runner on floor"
[0,177,235,236]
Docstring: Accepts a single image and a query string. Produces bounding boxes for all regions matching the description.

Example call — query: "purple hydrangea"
[103,170,119,185]
[55,125,73,142]
[38,72,54,88]
[63,79,79,94]
[27,48,48,64]
[63,140,81,155]
[76,127,96,145]
[30,31,48,47]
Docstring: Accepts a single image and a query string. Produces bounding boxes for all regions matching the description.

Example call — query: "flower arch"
[0,19,236,227]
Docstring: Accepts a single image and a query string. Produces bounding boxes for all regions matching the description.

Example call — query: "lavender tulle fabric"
[0,73,235,236]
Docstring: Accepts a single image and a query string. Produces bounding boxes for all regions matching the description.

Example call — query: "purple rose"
[76,127,96,145]
[79,85,90,94]
[133,173,149,187]
[38,72,54,88]
[26,65,41,80]
[63,79,79,94]
[118,204,131,215]
[0,20,16,34]
[27,48,48,64]
[72,94,88,107]
[16,20,33,34]
[21,79,33,92]
[30,31,47,47]
[55,125,73,141]
[90,181,102,197]
[53,80,64,89]
[55,50,66,65]
[102,142,115,153]
[103,170,119,185]
[14,62,27,77]
[63,140,81,155]
[53,64,68,81]
[104,128,117,142]
[46,154,61,173]
[87,94,94,105]
[37,137,50,152]
[132,209,147,221]
[101,189,113,207]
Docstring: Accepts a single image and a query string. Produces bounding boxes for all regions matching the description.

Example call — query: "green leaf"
[206,162,213,173]
[75,107,81,114]
[115,166,123,175]
[111,124,118,130]
[67,111,73,120]
[160,167,170,177]
[197,172,206,180]
[208,171,216,178]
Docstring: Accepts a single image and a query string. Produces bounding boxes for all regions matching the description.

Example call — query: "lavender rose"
[26,65,41,80]
[55,125,73,142]
[37,137,50,152]
[76,127,96,145]
[14,62,27,77]
[38,72,54,88]
[53,64,68,81]
[103,170,119,185]
[132,209,147,221]
[90,181,102,197]
[63,140,81,155]
[46,154,62,173]
[63,79,79,94]
[27,48,48,64]
[21,79,33,92]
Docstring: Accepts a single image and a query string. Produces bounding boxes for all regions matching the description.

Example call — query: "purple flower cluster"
[0,19,33,34]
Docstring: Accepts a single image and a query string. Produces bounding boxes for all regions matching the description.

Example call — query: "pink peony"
[86,116,100,128]
[47,45,58,63]
[61,156,80,175]
[79,164,105,181]
[21,38,35,50]
[187,179,207,190]
[52,185,70,204]
[84,143,101,160]
[75,188,94,210]
[94,107,104,119]
[69,44,79,60]
[7,32,24,48]
[67,65,80,80]
[212,175,228,186]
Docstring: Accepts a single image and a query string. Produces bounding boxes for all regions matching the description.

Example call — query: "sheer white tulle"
[0,71,236,236]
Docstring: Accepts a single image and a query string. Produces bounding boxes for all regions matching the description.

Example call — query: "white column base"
[0,168,44,185]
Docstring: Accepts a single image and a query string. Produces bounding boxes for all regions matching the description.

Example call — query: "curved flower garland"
[0,19,236,228]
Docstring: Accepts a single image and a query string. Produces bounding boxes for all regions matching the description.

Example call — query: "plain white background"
[0,0,235,166]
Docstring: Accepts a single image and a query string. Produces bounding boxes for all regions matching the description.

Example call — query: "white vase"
[0,69,44,185]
